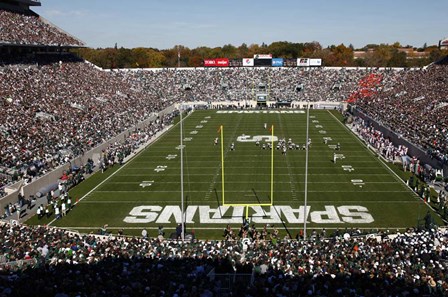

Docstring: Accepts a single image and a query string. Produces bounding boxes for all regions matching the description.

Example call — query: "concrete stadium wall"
[0,104,177,216]
[353,109,445,173]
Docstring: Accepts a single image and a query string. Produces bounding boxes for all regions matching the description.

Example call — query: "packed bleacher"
[0,222,446,296]
[116,67,393,103]
[354,65,448,164]
[0,9,83,46]
[1,4,448,296]
[1,58,448,194]
[0,55,174,189]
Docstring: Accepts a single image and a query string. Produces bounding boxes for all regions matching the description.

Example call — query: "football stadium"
[1,0,448,296]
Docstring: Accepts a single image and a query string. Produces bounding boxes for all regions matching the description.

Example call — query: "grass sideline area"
[26,109,443,239]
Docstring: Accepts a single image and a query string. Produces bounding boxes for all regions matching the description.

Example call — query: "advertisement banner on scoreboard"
[297,58,309,67]
[204,59,216,66]
[272,58,284,67]
[254,54,272,59]
[309,58,322,66]
[215,58,229,67]
[229,59,243,67]
[243,58,254,67]
[284,58,297,67]
[204,58,229,67]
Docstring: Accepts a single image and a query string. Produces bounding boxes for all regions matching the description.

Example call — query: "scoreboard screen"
[254,59,272,67]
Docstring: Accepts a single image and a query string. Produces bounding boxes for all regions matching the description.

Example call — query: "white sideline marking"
[47,111,193,226]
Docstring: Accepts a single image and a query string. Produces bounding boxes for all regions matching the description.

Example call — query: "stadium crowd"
[2,57,448,194]
[0,55,174,190]
[116,67,393,103]
[0,222,446,296]
[355,65,448,164]
[0,10,83,46]
[350,117,409,163]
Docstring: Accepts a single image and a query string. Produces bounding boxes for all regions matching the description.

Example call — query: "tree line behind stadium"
[73,41,448,69]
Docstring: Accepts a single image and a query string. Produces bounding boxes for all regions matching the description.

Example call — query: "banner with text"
[204,58,229,67]
[254,54,272,59]
[272,58,284,67]
[309,58,322,66]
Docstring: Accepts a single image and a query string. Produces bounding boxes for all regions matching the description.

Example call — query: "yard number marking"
[154,166,167,172]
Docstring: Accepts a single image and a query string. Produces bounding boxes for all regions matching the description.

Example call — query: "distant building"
[353,47,429,60]
[439,37,448,49]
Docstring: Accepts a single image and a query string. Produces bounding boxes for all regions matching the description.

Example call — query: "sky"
[33,0,448,50]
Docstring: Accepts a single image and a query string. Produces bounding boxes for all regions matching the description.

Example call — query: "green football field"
[28,109,442,238]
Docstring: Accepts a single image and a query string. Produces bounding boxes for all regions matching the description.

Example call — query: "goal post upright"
[220,124,275,219]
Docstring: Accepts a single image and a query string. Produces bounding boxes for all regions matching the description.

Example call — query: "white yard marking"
[351,179,365,187]
[139,181,154,188]
[154,165,167,172]
[166,154,177,160]
[342,165,355,172]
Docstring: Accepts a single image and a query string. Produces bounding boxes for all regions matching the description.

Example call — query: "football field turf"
[31,109,441,238]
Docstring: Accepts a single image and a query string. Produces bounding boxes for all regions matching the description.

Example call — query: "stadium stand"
[1,0,448,295]
[354,65,448,164]
[0,222,446,296]
[0,9,84,47]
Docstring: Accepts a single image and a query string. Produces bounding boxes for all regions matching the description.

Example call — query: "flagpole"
[180,102,185,242]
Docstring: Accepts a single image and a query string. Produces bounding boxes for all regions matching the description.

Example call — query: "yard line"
[121,165,389,170]
[94,190,410,193]
[106,181,400,184]
[46,112,193,226]
[118,173,392,176]
[81,200,421,204]
[59,226,419,231]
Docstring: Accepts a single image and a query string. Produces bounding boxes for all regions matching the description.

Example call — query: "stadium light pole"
[303,97,310,240]
[180,102,185,242]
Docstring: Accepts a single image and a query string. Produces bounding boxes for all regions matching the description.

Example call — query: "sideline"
[47,111,193,226]
[327,110,446,223]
